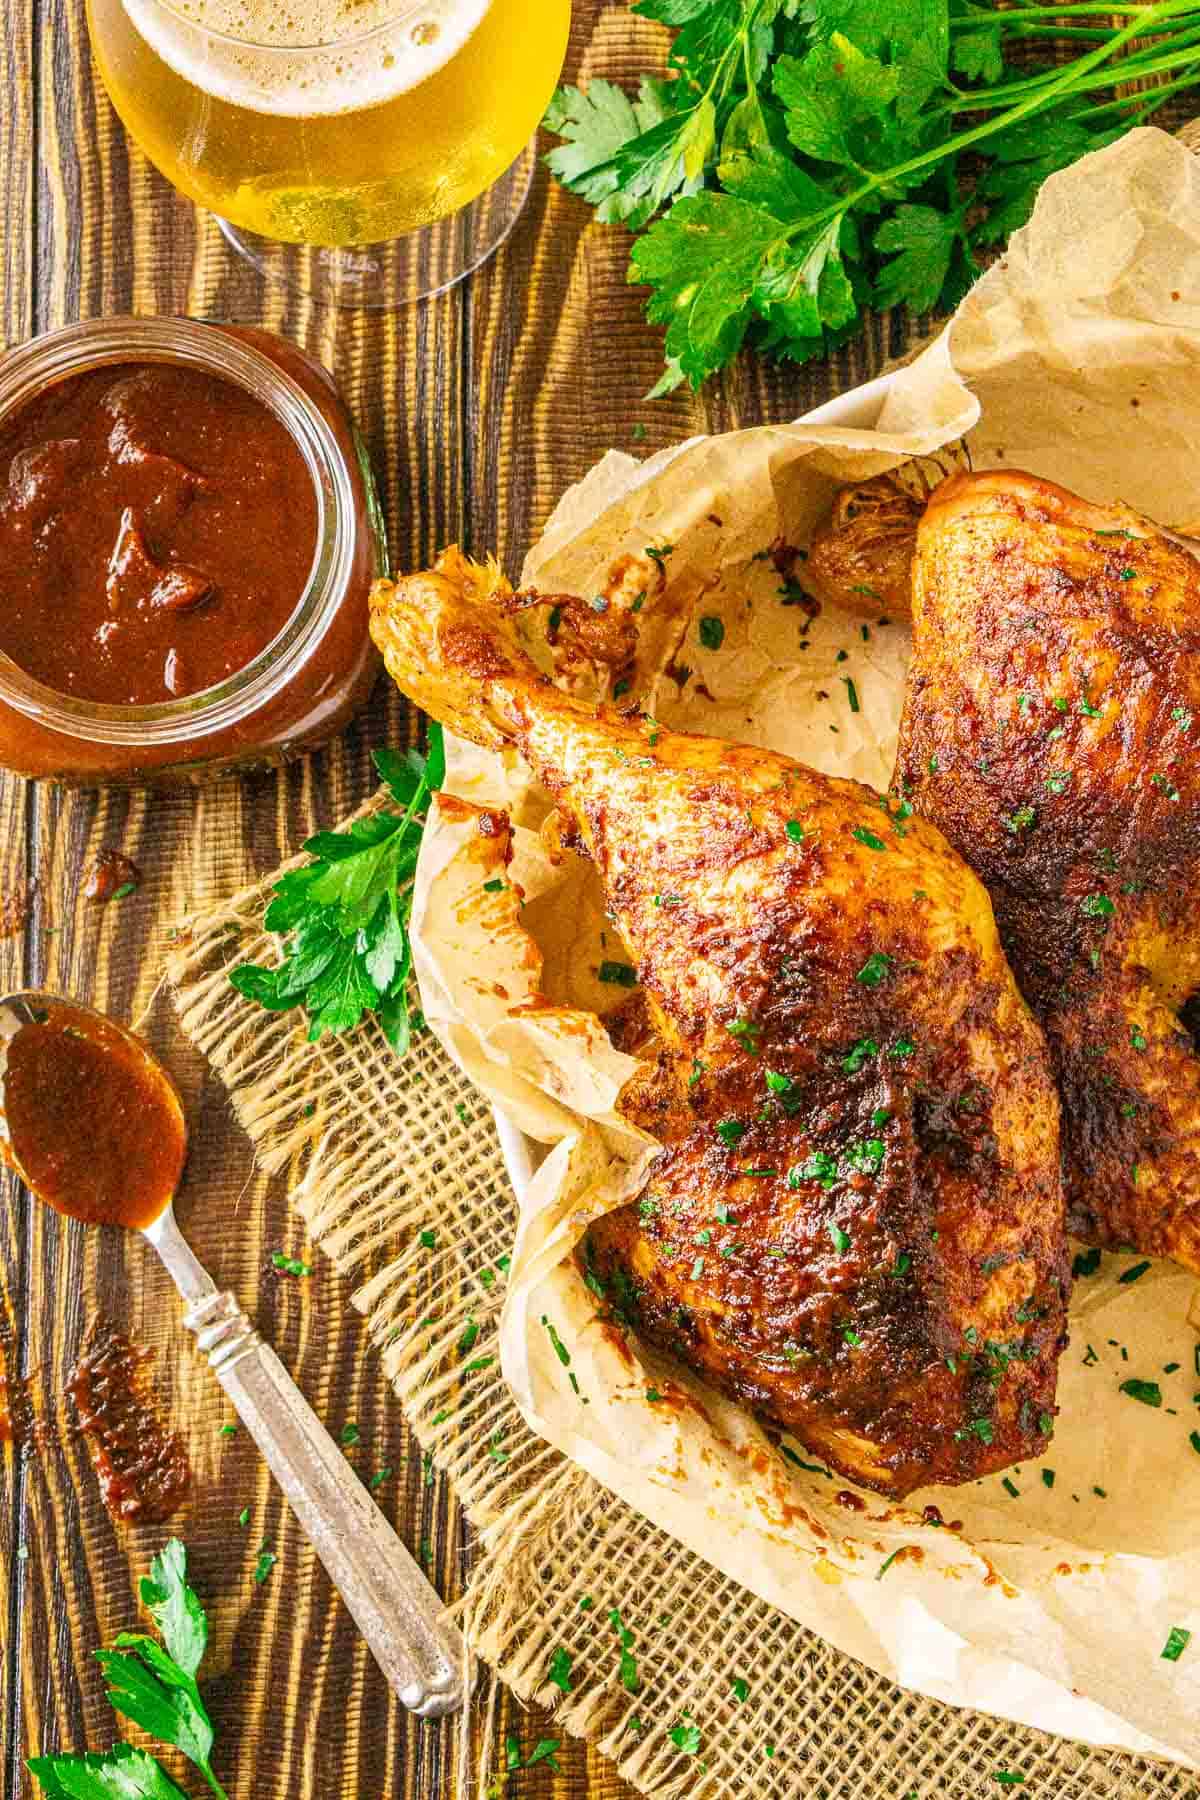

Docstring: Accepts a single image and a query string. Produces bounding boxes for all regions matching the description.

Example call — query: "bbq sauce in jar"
[0,318,385,783]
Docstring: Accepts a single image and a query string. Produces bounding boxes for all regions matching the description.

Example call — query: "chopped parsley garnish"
[669,1722,701,1757]
[1117,1260,1151,1285]
[876,1549,902,1580]
[1119,1377,1161,1407]
[1044,771,1071,794]
[542,1316,571,1369]
[731,1676,749,1702]
[726,1017,762,1054]
[698,616,725,651]
[340,1422,360,1446]
[1002,1477,1020,1498]
[1042,1469,1055,1489]
[1072,1247,1102,1278]
[845,1138,885,1176]
[1003,805,1036,834]
[1151,772,1181,800]
[855,951,893,988]
[272,1252,312,1278]
[1161,1626,1191,1663]
[483,877,505,893]
[1130,1027,1147,1051]
[852,825,886,851]
[954,1417,994,1445]
[716,1118,747,1147]
[1080,894,1115,918]
[547,1646,573,1694]
[843,677,860,714]
[599,960,637,987]
[789,1151,838,1191]
[827,1222,851,1254]
[842,1037,877,1073]
[764,1068,792,1094]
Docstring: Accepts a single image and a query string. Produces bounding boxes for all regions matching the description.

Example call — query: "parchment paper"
[408,129,1200,1768]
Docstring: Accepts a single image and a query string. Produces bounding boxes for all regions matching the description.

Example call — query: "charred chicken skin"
[371,549,1069,1498]
[896,470,1200,1268]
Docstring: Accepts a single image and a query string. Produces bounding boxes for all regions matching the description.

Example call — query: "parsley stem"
[767,0,1193,262]
[975,0,1193,18]
[200,1764,231,1800]
[947,20,1200,108]
[1083,66,1200,118]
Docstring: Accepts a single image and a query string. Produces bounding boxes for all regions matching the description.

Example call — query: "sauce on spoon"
[3,999,186,1227]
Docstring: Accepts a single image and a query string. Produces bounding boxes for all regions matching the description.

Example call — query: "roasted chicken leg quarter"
[896,471,1200,1268]
[372,550,1069,1498]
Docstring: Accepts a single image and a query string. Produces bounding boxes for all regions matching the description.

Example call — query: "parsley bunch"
[28,1541,227,1800]
[230,728,445,1051]
[545,0,1200,390]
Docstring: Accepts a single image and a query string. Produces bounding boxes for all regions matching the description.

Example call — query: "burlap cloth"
[169,116,1200,1800]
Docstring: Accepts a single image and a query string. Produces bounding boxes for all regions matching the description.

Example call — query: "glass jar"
[0,316,386,784]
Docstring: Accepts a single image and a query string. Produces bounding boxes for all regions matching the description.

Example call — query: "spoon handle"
[183,1285,467,1718]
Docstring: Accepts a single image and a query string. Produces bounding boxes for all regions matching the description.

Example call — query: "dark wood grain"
[3,5,1189,1798]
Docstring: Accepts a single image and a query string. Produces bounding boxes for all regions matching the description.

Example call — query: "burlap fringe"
[169,805,1195,1799]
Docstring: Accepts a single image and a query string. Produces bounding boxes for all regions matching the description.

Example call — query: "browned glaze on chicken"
[371,548,1069,1497]
[896,470,1200,1268]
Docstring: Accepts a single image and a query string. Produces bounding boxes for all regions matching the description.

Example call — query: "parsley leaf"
[137,1541,206,1679]
[31,1540,229,1800]
[546,2,1182,389]
[230,730,444,1050]
[28,1745,192,1800]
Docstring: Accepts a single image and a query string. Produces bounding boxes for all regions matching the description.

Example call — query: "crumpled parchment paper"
[408,129,1200,1767]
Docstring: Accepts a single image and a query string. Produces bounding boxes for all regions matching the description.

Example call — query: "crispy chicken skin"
[896,470,1200,1267]
[371,549,1069,1497]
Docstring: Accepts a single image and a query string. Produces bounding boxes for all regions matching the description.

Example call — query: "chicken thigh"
[896,470,1200,1268]
[371,549,1069,1497]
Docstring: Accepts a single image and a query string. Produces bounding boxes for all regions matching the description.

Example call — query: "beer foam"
[124,0,490,116]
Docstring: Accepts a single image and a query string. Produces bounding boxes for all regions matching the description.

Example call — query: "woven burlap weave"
[168,790,1194,1800]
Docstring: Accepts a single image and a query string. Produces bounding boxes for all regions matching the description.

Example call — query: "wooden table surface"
[0,4,1027,1796]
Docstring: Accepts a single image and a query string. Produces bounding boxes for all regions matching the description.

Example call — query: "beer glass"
[86,0,572,304]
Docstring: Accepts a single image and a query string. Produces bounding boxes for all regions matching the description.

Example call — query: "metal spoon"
[0,990,466,1718]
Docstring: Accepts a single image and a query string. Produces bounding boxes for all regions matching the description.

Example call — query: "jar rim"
[0,315,358,747]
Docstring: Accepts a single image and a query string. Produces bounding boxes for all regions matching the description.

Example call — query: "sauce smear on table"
[67,1321,191,1522]
[3,1001,187,1228]
[0,361,318,704]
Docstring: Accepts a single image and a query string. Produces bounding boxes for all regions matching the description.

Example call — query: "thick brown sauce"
[3,1001,186,1228]
[67,1321,190,1523]
[84,849,142,904]
[0,361,318,704]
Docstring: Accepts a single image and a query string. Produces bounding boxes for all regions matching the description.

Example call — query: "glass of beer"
[85,0,572,305]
